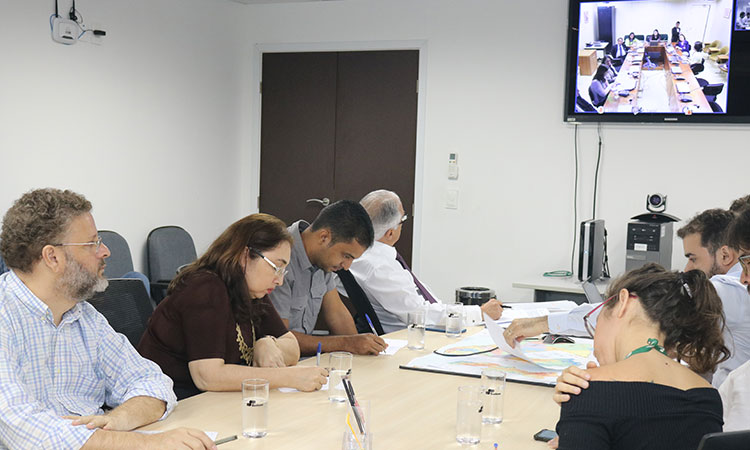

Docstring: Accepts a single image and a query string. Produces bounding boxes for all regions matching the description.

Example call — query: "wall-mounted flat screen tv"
[564,0,750,123]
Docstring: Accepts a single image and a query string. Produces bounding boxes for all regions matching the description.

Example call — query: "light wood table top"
[139,327,561,449]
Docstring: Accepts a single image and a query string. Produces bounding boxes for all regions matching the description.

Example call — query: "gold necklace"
[236,321,256,366]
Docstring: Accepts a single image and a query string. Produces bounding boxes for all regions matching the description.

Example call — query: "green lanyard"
[624,338,667,359]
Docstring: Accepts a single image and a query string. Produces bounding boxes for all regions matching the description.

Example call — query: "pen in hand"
[364,314,378,335]
[215,435,238,445]
[316,342,322,366]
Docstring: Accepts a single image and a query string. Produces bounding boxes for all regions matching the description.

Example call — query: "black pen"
[215,435,238,445]
[501,304,512,309]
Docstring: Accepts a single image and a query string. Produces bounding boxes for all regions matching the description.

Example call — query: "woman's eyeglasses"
[249,247,288,279]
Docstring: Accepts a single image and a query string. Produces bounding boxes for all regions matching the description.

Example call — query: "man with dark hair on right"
[269,200,387,356]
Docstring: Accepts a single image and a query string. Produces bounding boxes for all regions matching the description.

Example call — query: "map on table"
[400,328,595,386]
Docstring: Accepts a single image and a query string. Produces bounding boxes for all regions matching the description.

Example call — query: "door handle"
[306,197,331,207]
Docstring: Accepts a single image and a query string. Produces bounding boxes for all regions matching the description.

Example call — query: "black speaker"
[597,6,615,48]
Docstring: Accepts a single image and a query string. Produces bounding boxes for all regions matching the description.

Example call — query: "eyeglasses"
[400,214,409,224]
[583,292,637,338]
[739,254,750,273]
[583,294,616,338]
[52,236,103,253]
[249,247,288,279]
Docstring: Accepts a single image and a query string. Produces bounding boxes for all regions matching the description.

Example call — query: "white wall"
[0,0,248,272]
[238,0,749,302]
[3,0,748,303]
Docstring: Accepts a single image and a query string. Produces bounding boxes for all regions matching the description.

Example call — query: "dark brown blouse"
[138,271,288,399]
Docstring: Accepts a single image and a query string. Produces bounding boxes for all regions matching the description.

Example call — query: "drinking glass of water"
[407,310,426,350]
[329,352,353,402]
[242,378,269,438]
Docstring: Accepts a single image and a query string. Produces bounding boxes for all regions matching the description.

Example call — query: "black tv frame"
[564,0,749,124]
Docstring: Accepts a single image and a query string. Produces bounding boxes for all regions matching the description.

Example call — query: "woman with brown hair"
[554,263,729,450]
[139,214,328,400]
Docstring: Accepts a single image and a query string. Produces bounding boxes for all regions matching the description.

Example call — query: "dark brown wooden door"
[259,50,418,264]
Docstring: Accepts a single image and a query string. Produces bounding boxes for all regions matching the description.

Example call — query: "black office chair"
[88,278,156,348]
[702,83,724,103]
[696,430,750,450]
[147,226,197,303]
[696,78,709,88]
[708,101,723,113]
[690,63,704,75]
[576,93,596,112]
[336,269,385,335]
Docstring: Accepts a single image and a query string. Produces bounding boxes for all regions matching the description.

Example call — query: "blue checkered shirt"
[0,271,177,449]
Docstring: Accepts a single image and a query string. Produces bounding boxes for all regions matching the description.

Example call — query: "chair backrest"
[708,101,723,113]
[336,269,385,335]
[99,230,135,278]
[691,63,705,75]
[719,46,729,55]
[88,278,156,347]
[147,226,197,283]
[697,430,750,450]
[703,83,724,96]
[696,78,709,88]
[635,34,645,41]
[710,40,721,48]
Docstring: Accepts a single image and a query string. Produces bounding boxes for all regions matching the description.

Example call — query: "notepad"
[670,66,683,74]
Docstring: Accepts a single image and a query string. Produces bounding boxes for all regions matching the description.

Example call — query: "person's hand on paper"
[480,298,503,320]
[289,366,329,392]
[253,336,286,368]
[346,334,388,355]
[553,361,597,404]
[503,316,549,348]
[146,427,217,449]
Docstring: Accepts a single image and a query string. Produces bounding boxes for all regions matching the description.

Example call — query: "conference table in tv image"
[581,42,722,115]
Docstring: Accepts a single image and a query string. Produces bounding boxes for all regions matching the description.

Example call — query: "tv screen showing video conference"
[564,0,750,123]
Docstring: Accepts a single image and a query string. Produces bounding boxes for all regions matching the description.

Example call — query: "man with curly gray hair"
[0,188,214,449]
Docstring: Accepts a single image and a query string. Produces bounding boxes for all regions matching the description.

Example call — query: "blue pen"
[316,342,321,366]
[364,314,378,335]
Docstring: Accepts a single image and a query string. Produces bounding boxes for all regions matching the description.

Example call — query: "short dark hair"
[694,41,703,52]
[605,263,729,374]
[729,195,750,214]
[728,208,750,252]
[310,200,374,248]
[0,188,92,272]
[676,208,735,253]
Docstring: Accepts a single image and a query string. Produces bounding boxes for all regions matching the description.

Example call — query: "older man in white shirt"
[339,190,503,334]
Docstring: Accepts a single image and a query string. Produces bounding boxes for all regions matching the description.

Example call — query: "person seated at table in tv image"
[676,33,690,54]
[648,29,663,44]
[589,65,619,107]
[624,31,639,49]
[549,264,728,450]
[138,213,329,400]
[602,55,619,83]
[690,41,708,66]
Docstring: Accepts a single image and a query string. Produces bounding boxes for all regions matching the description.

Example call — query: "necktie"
[395,252,438,304]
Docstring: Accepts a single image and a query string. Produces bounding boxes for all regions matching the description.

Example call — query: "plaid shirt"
[0,271,176,449]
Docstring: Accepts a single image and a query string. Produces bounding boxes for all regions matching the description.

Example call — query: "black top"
[556,381,723,450]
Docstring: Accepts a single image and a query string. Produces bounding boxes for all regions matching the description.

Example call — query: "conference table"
[139,327,561,448]
[603,42,711,114]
